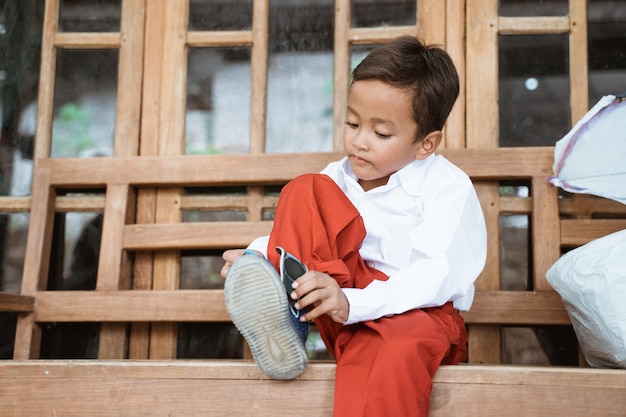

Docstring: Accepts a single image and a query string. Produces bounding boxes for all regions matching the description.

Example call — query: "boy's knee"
[283,173,338,197]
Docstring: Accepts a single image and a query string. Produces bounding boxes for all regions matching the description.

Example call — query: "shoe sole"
[224,255,308,380]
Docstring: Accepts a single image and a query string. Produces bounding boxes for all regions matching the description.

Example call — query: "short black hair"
[351,36,460,140]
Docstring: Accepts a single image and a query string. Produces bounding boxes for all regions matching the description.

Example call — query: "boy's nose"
[352,131,369,151]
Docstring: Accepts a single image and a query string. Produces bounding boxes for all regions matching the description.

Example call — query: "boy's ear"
[415,130,442,160]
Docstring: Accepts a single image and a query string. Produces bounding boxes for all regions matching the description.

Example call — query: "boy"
[221,36,487,417]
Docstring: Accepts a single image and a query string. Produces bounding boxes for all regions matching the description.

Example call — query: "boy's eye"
[376,131,391,139]
[345,121,358,129]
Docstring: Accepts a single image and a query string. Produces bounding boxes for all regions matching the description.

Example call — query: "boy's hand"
[291,271,349,324]
[220,249,246,278]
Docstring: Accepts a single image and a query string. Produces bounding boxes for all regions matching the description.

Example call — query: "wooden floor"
[1,360,626,417]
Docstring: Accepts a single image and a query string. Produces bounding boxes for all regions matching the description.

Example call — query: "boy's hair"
[351,36,460,141]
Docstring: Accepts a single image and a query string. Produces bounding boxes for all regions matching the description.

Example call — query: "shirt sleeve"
[246,235,269,258]
[342,171,487,325]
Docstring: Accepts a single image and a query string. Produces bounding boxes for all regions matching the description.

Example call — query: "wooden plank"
[560,218,626,247]
[466,0,498,148]
[150,0,190,359]
[498,16,570,35]
[131,0,164,359]
[151,189,184,358]
[0,293,35,313]
[54,32,121,48]
[1,361,625,417]
[96,184,132,359]
[348,26,418,44]
[569,0,589,125]
[186,30,253,47]
[444,0,466,149]
[123,221,273,250]
[31,290,568,325]
[0,197,30,212]
[114,0,145,157]
[33,0,59,159]
[333,0,351,151]
[47,153,341,187]
[249,0,269,154]
[158,0,188,155]
[97,185,130,289]
[462,291,570,325]
[469,182,501,363]
[430,367,626,417]
[467,325,500,364]
[532,176,561,291]
[13,160,56,359]
[34,290,229,322]
[139,0,165,156]
[559,194,626,217]
[45,148,555,188]
[418,0,445,46]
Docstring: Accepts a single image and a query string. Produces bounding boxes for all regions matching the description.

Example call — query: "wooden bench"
[1,147,626,416]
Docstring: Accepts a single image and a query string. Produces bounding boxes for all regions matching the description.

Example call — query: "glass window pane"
[588,0,626,105]
[183,210,247,223]
[1,1,44,197]
[351,0,416,27]
[186,47,251,155]
[40,322,100,359]
[0,312,18,358]
[177,322,243,359]
[0,213,29,293]
[180,251,225,290]
[498,35,570,147]
[502,326,579,365]
[499,214,530,290]
[350,43,376,70]
[499,0,568,17]
[189,0,253,31]
[59,0,121,32]
[265,1,334,153]
[181,198,247,290]
[52,49,118,158]
[48,211,103,291]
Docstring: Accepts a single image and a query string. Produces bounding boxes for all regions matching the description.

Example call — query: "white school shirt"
[247,154,487,325]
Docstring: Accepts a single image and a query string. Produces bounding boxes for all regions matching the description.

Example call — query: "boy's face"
[344,79,423,191]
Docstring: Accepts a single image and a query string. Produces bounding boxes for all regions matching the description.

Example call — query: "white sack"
[550,94,626,205]
[546,229,626,368]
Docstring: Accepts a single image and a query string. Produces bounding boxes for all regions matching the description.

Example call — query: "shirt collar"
[339,154,435,196]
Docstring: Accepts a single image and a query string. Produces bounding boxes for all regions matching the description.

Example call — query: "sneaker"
[276,246,309,342]
[224,248,308,379]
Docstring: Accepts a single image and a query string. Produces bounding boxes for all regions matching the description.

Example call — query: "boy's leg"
[225,173,364,379]
[265,173,468,416]
[265,174,387,354]
[333,303,467,417]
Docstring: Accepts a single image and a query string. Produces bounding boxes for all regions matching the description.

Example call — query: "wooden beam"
[462,291,570,325]
[32,289,569,325]
[348,26,418,44]
[1,361,625,417]
[44,148,555,188]
[0,293,35,313]
[560,219,626,247]
[35,290,230,322]
[498,16,570,35]
[123,221,273,250]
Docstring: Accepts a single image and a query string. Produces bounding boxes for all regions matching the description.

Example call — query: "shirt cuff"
[341,286,389,325]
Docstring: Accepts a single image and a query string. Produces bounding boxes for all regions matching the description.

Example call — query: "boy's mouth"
[350,154,370,166]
